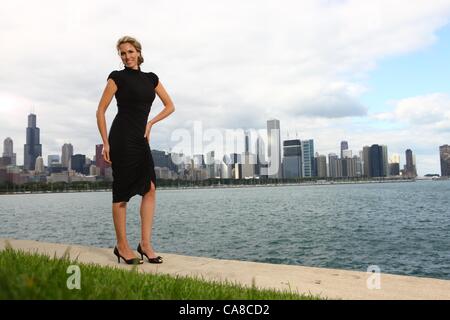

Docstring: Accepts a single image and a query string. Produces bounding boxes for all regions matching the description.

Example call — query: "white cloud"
[371,93,450,129]
[0,0,450,174]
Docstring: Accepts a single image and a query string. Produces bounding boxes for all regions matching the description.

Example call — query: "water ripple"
[0,180,449,279]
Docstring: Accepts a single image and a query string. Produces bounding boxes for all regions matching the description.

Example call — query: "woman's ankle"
[116,242,130,251]
[140,240,153,249]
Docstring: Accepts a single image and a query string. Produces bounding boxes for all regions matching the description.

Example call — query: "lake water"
[1,180,449,280]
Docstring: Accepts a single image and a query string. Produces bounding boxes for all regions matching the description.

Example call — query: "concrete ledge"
[1,238,449,300]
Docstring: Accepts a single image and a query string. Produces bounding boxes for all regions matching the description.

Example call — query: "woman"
[96,36,175,264]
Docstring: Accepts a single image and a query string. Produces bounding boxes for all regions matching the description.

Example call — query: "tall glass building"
[61,143,73,169]
[282,139,302,178]
[24,113,42,170]
[340,140,348,159]
[301,139,315,177]
[369,144,388,177]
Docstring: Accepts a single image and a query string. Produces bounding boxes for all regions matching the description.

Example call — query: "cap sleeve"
[107,70,120,87]
[147,72,159,89]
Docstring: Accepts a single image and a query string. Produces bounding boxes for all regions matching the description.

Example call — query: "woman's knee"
[113,201,127,208]
[145,181,156,197]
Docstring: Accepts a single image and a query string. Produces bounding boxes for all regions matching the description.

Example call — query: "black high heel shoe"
[137,243,163,264]
[113,246,143,265]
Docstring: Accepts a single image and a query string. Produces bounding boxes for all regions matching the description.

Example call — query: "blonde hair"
[116,36,144,66]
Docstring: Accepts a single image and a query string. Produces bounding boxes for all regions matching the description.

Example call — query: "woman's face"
[119,42,140,68]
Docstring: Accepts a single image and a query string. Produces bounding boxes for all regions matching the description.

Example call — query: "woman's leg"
[112,201,137,259]
[139,181,159,258]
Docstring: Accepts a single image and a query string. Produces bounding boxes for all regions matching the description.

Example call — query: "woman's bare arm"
[148,81,175,125]
[143,80,175,143]
[96,79,117,163]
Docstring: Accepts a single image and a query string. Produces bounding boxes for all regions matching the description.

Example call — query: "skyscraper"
[343,156,357,177]
[95,144,109,176]
[62,143,73,169]
[242,131,256,179]
[355,152,363,177]
[340,141,348,159]
[219,154,232,179]
[316,154,327,178]
[71,154,87,174]
[267,119,282,178]
[255,135,266,176]
[3,137,16,166]
[229,153,242,179]
[381,145,389,177]
[389,162,400,176]
[153,150,177,172]
[282,139,302,178]
[362,146,370,177]
[404,149,417,178]
[206,150,217,178]
[241,152,256,178]
[24,113,42,170]
[440,144,450,177]
[35,156,44,173]
[341,148,356,177]
[369,144,386,177]
[328,153,341,178]
[389,153,400,176]
[244,130,251,153]
[301,139,314,177]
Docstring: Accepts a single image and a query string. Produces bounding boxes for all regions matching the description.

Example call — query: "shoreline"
[0,178,423,195]
[1,238,449,300]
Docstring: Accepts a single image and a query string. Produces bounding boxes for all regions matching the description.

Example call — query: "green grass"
[0,245,323,300]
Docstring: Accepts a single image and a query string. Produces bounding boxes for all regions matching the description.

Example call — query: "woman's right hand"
[102,143,112,164]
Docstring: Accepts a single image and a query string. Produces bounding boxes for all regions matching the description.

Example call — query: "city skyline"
[1,112,446,178]
[1,1,450,175]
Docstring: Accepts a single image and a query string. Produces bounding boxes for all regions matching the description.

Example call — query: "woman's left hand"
[144,121,153,143]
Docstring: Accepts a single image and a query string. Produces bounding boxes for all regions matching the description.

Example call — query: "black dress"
[107,65,158,203]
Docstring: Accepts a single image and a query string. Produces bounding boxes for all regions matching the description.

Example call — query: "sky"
[1,0,450,175]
